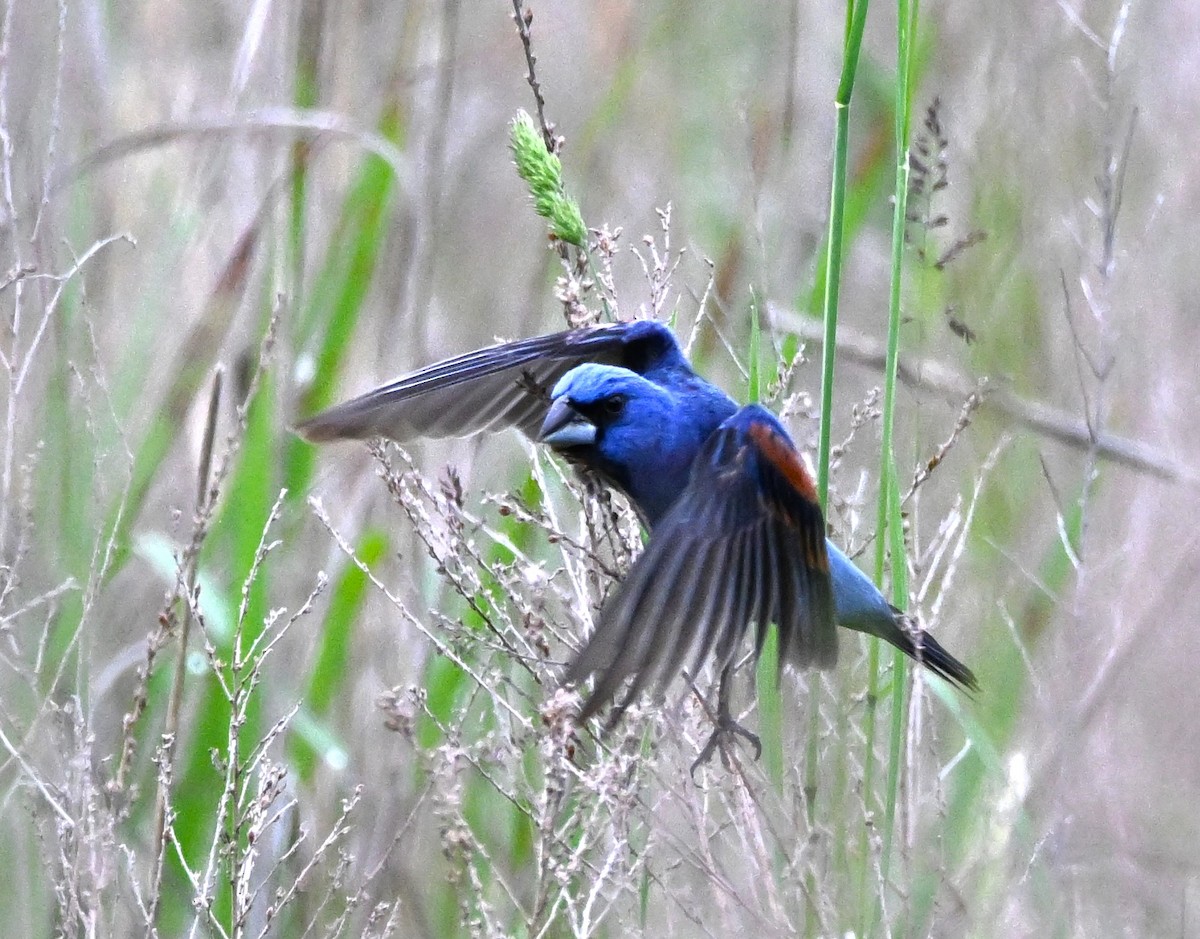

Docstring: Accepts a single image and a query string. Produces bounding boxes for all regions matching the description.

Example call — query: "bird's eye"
[602,394,626,416]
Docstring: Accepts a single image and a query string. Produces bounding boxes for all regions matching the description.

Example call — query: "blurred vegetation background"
[2,0,1197,936]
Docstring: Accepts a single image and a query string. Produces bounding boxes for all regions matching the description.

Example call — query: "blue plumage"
[299,319,977,745]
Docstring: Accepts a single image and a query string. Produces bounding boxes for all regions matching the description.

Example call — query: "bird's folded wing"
[295,322,673,443]
[566,404,837,725]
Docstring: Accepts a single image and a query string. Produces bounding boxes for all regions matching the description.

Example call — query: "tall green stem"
[810,2,870,936]
[815,0,870,510]
[861,0,920,934]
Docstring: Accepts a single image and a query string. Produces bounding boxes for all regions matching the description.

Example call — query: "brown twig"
[902,385,986,505]
[510,0,556,153]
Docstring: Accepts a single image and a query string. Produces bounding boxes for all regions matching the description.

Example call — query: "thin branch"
[510,0,556,152]
[771,306,1193,484]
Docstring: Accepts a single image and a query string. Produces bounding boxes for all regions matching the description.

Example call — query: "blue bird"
[298,320,977,762]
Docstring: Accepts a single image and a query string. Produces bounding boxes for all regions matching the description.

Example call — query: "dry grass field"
[2,1,1198,936]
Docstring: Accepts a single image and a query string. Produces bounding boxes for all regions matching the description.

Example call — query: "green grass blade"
[858,1,920,932]
[291,527,388,783]
[807,5,870,934]
[815,0,871,511]
[286,101,407,497]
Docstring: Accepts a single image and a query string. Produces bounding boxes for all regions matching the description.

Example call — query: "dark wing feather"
[296,320,682,443]
[567,405,837,725]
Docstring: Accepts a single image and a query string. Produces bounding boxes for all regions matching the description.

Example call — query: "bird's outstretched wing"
[295,320,683,443]
[566,404,837,725]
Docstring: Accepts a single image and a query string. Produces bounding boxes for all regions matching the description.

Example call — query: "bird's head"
[539,365,668,454]
[538,365,691,521]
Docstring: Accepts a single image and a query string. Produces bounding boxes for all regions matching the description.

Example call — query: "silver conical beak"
[538,398,596,448]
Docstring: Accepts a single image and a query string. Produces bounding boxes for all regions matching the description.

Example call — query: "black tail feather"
[889,607,979,692]
[910,629,979,692]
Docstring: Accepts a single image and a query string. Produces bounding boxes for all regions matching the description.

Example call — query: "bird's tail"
[887,607,979,692]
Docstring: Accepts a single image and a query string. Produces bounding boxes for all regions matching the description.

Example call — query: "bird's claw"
[690,713,762,780]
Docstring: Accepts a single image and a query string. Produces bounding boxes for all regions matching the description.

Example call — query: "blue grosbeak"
[299,320,977,759]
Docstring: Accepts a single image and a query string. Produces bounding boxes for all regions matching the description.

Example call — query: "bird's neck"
[626,397,735,527]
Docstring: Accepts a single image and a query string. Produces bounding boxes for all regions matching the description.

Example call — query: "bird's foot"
[690,712,762,779]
